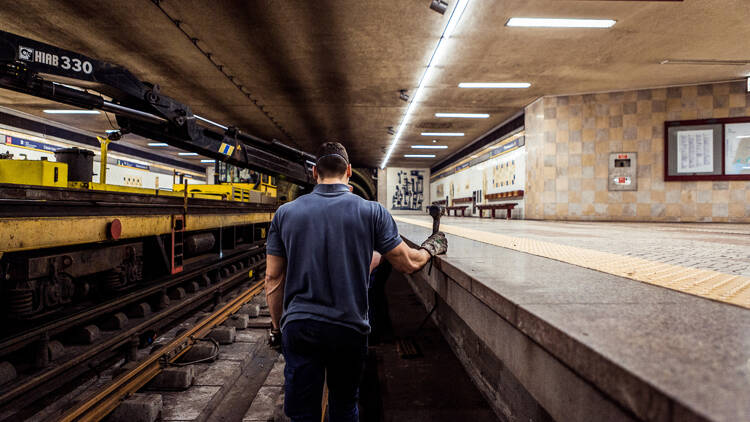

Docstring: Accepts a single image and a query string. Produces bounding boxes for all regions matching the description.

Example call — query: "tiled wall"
[524,81,750,222]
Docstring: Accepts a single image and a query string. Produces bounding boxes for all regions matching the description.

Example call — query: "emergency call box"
[608,152,637,191]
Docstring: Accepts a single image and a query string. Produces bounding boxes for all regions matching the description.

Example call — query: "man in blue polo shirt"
[264,141,447,422]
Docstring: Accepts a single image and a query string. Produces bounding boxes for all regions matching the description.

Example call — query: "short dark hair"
[315,141,349,178]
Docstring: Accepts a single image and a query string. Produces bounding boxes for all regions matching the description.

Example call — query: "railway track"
[0,246,267,421]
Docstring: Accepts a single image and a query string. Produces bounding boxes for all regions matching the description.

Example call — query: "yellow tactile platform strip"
[395,216,750,310]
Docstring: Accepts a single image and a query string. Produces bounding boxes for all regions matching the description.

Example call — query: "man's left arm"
[265,254,286,331]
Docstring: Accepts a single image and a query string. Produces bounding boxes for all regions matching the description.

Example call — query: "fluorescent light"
[421,132,464,136]
[435,112,489,118]
[200,159,215,163]
[178,152,199,156]
[380,0,470,169]
[43,109,100,114]
[737,135,750,139]
[506,17,616,28]
[412,145,448,149]
[404,154,436,158]
[148,143,169,147]
[105,129,120,133]
[458,82,530,88]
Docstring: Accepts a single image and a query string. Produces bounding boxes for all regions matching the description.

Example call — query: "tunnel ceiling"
[1,0,749,169]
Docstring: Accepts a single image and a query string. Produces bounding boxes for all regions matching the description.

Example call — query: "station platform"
[395,216,750,422]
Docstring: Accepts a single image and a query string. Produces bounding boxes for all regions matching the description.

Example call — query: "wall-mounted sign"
[725,122,750,175]
[489,136,524,157]
[116,159,149,171]
[4,134,61,153]
[676,129,714,173]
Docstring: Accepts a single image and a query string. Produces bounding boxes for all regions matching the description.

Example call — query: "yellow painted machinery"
[0,159,68,188]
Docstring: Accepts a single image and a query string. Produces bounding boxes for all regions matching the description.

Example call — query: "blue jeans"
[282,319,367,422]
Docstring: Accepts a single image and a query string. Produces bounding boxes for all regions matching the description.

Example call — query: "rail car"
[0,154,277,321]
[0,29,315,322]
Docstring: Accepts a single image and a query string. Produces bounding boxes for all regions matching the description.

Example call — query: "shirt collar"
[313,183,350,194]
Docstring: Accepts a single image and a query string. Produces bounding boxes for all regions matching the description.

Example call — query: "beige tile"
[697,95,713,110]
[712,189,730,203]
[607,203,623,217]
[582,128,595,142]
[665,204,681,217]
[666,98,682,112]
[636,203,650,217]
[650,190,665,203]
[682,85,697,98]
[729,203,745,218]
[697,203,712,217]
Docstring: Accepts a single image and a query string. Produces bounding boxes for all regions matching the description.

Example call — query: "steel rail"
[0,244,263,358]
[0,257,264,407]
[59,278,266,421]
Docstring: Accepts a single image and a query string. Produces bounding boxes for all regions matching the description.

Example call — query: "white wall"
[430,146,526,218]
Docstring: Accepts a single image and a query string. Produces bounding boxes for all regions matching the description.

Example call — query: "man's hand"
[420,232,448,256]
[269,328,282,351]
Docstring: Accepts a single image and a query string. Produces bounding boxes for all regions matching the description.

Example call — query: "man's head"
[313,141,352,183]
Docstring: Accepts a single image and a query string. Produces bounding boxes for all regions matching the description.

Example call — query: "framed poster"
[664,117,750,181]
[725,122,750,175]
[386,167,428,212]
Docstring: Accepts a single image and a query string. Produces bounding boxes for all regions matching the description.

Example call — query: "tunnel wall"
[524,80,750,222]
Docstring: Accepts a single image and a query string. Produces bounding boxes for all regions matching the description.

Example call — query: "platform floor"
[405,216,750,276]
[397,216,750,309]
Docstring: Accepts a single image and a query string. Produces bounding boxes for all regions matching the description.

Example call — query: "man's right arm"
[383,242,431,274]
[373,202,446,274]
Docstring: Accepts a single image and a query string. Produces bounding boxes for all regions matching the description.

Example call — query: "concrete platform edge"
[402,235,711,422]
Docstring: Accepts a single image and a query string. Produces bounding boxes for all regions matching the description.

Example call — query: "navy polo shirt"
[266,183,402,334]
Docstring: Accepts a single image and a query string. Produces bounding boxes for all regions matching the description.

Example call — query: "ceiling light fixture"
[404,154,436,158]
[421,132,464,136]
[147,143,169,147]
[430,0,449,14]
[660,59,750,66]
[380,0,470,169]
[506,17,616,28]
[412,145,448,149]
[435,112,489,118]
[178,152,199,156]
[43,109,100,114]
[200,159,216,163]
[458,82,530,88]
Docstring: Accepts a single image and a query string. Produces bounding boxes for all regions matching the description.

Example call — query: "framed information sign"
[664,116,750,181]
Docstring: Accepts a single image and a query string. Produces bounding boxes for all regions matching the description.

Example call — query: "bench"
[477,203,517,219]
[445,205,468,217]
